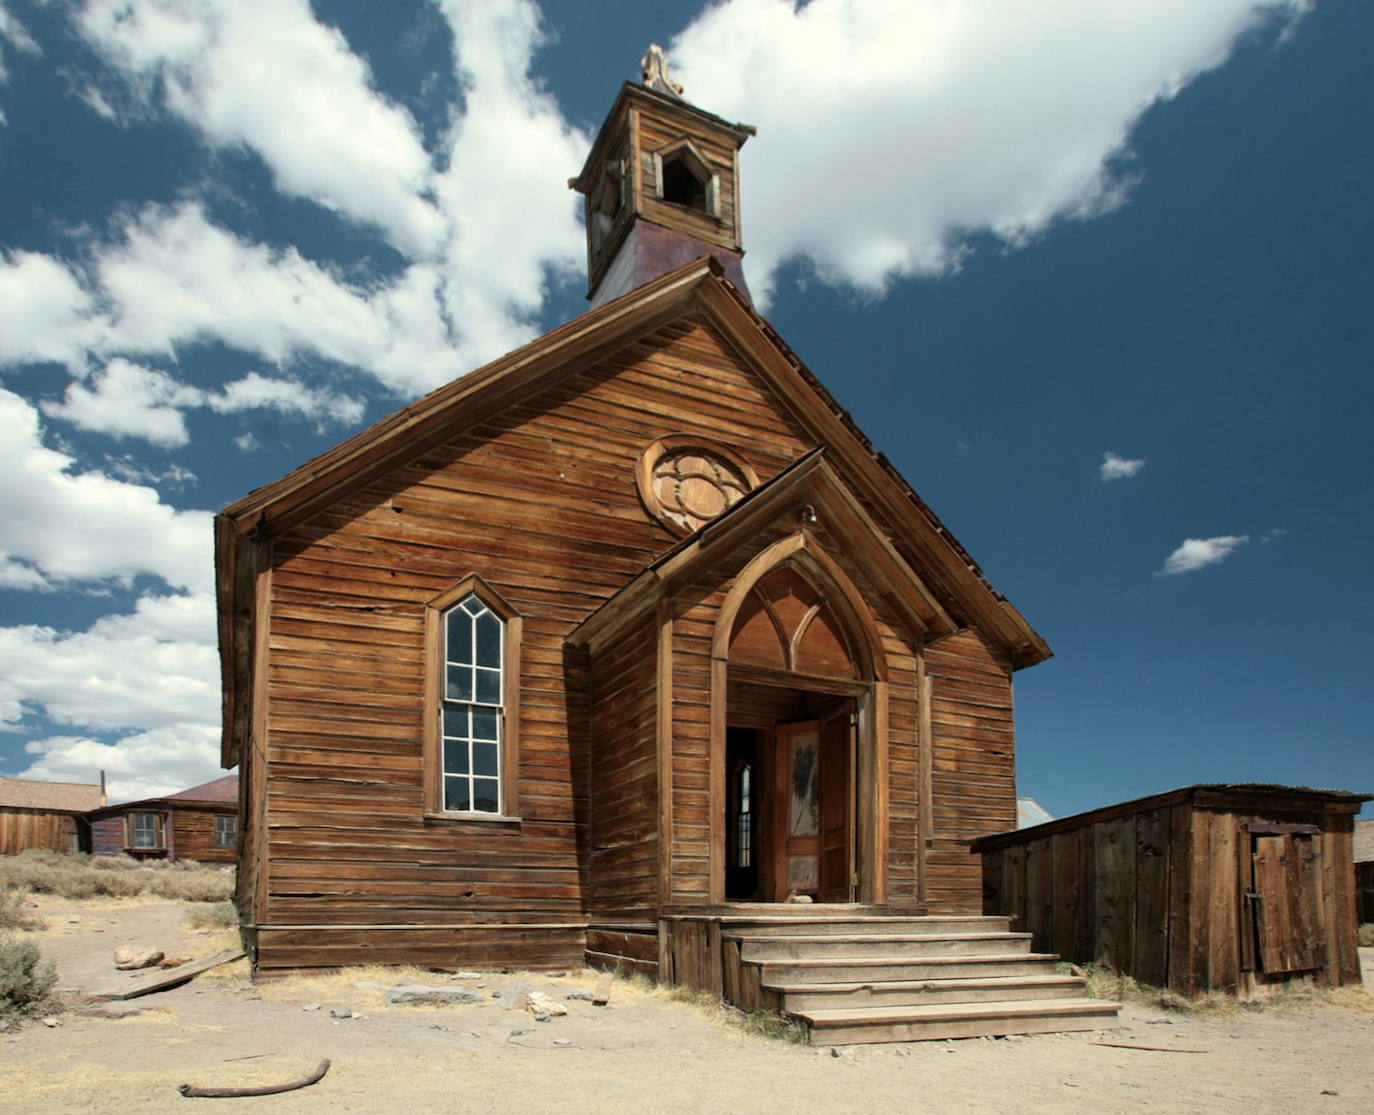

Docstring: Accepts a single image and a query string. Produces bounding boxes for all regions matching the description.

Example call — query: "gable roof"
[217,257,1051,764]
[0,777,104,813]
[90,775,239,816]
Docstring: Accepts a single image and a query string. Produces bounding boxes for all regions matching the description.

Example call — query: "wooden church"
[216,49,1117,1042]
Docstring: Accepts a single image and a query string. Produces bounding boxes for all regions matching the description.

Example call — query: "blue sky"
[0,0,1368,817]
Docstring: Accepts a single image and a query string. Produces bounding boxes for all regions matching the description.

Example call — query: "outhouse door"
[1247,826,1324,975]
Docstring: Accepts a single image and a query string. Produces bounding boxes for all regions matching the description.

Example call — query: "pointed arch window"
[424,576,521,821]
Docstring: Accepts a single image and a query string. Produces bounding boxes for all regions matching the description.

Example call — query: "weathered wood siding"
[635,108,741,253]
[925,631,1016,913]
[167,807,237,864]
[0,809,81,855]
[91,814,128,857]
[588,621,660,920]
[977,790,1365,995]
[252,315,816,969]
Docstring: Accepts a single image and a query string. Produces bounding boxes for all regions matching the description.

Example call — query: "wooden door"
[817,706,856,903]
[772,721,820,900]
[1251,831,1323,974]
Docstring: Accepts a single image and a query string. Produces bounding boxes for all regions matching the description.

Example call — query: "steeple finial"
[641,43,684,98]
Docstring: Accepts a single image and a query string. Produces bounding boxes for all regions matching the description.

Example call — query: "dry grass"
[0,891,44,932]
[619,966,809,1043]
[0,934,61,1030]
[1078,962,1374,1018]
[1359,923,1374,948]
[0,849,233,904]
[182,901,236,932]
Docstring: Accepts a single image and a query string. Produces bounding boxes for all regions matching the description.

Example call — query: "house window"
[129,812,162,849]
[424,576,522,820]
[214,815,236,848]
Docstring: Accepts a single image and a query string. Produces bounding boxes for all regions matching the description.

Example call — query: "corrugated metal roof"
[0,778,104,813]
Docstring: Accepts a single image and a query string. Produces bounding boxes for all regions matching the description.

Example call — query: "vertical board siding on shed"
[0,810,78,855]
[978,792,1364,995]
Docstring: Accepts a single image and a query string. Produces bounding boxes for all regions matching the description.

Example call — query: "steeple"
[570,45,755,307]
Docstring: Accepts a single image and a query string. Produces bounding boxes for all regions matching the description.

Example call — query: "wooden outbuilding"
[1355,818,1374,925]
[0,777,104,854]
[213,49,1123,1043]
[972,784,1370,997]
[88,776,238,864]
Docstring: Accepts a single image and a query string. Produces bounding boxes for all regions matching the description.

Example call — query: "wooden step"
[735,932,1033,961]
[716,915,1012,937]
[795,997,1122,1046]
[759,952,1064,985]
[769,973,1089,1012]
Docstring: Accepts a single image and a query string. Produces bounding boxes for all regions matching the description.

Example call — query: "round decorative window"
[637,436,758,535]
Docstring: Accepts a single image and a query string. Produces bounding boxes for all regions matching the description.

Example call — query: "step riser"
[761,958,1058,984]
[718,918,1012,937]
[806,1008,1120,1047]
[779,981,1087,1012]
[739,935,1032,961]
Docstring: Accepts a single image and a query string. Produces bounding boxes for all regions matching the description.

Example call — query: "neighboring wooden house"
[972,784,1370,997]
[214,52,1123,1042]
[88,776,238,864]
[1355,818,1374,925]
[0,777,104,854]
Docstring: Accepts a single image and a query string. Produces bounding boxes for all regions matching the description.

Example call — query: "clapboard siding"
[924,630,1016,914]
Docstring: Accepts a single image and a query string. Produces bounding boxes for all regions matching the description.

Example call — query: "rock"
[235,981,254,993]
[552,1038,572,1046]
[566,988,594,1001]
[113,946,163,970]
[330,1008,353,1020]
[302,1003,322,1012]
[78,1005,142,1020]
[40,1017,61,1028]
[387,984,485,1006]
[533,1010,551,1023]
[495,982,532,1009]
[526,992,567,1017]
[453,971,482,980]
[157,957,189,969]
[352,980,389,991]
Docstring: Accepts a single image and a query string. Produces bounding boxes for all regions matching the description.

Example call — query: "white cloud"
[19,723,224,804]
[0,250,94,367]
[1100,451,1146,481]
[42,358,365,447]
[1156,534,1249,576]
[670,0,1308,299]
[0,386,212,592]
[0,2,40,89]
[233,431,258,452]
[77,0,443,255]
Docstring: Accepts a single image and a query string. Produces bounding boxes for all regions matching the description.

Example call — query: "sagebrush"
[0,849,234,903]
[1359,923,1373,948]
[0,892,44,932]
[0,935,59,1030]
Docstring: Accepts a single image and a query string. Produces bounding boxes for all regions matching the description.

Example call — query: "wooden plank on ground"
[90,949,245,1001]
[592,970,614,1006]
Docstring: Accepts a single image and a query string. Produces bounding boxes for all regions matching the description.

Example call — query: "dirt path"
[3,898,1372,1113]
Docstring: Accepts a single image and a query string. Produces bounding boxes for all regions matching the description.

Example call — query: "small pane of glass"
[447,609,473,665]
[446,664,473,702]
[472,742,499,777]
[475,667,501,706]
[444,778,471,812]
[472,707,499,742]
[460,595,484,617]
[472,779,500,813]
[443,739,469,775]
[442,705,469,740]
[475,612,501,668]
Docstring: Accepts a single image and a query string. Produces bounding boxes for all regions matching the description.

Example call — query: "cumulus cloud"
[19,723,224,804]
[1100,451,1146,481]
[0,386,211,592]
[670,0,1309,299]
[0,250,95,367]
[43,358,364,448]
[77,0,443,255]
[1156,535,1249,576]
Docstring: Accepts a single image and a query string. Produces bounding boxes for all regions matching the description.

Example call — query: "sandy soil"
[3,897,1372,1114]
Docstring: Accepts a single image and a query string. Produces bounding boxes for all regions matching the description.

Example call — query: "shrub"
[0,936,59,1030]
[0,850,233,903]
[1359,923,1374,948]
[0,893,44,932]
[183,901,237,931]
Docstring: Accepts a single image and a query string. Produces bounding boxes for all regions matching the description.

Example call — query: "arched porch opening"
[709,533,889,905]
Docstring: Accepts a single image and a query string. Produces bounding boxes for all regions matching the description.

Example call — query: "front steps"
[717,912,1119,1045]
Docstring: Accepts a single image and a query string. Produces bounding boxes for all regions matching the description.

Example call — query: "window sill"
[423,811,522,828]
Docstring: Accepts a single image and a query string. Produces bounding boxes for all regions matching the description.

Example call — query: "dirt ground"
[3,896,1372,1114]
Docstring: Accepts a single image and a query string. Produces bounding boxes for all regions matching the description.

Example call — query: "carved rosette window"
[637,436,758,535]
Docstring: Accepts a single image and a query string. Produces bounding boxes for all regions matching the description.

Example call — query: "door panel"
[818,706,855,903]
[773,721,819,900]
[1252,832,1323,974]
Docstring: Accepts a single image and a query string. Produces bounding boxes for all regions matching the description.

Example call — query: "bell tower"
[570,45,755,307]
